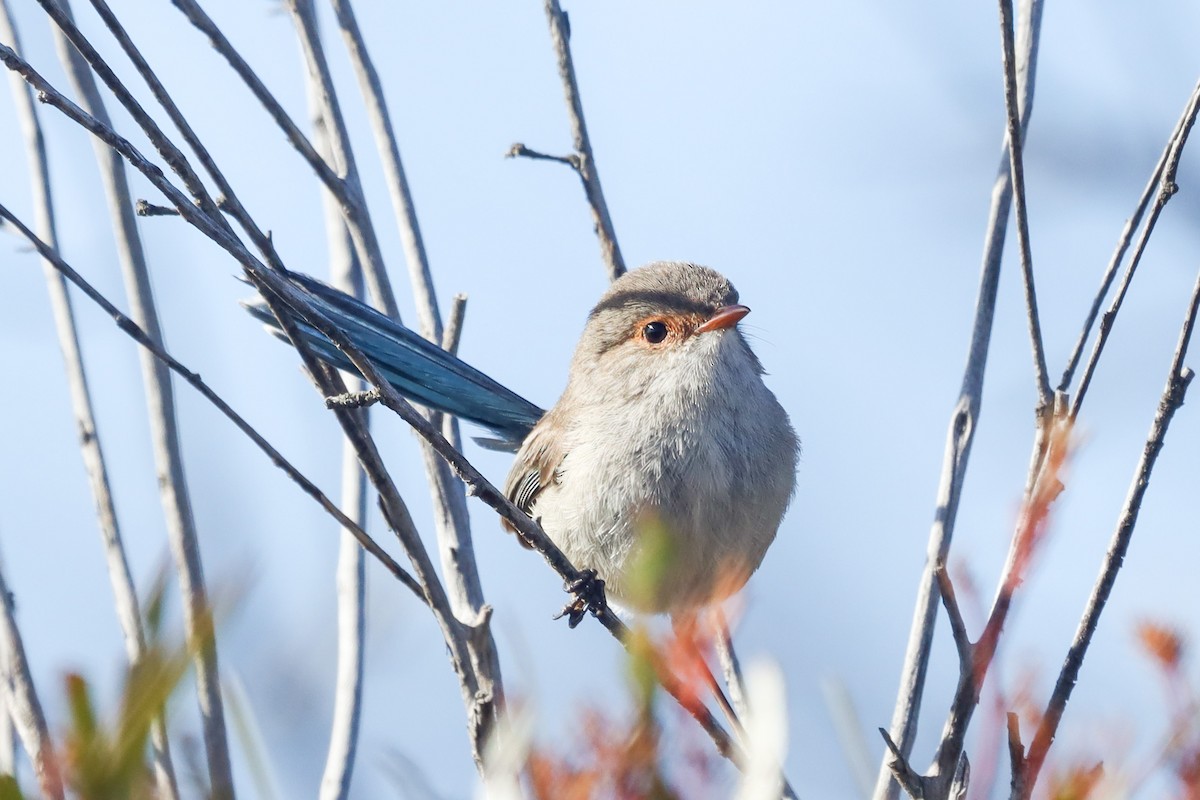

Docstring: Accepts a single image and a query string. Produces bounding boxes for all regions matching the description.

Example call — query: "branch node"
[324,388,381,409]
[135,199,179,217]
[879,728,925,798]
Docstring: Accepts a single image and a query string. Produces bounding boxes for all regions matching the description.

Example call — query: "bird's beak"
[695,304,750,334]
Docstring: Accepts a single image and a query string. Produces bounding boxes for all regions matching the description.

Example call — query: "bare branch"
[0,205,423,601]
[506,142,580,170]
[873,3,1045,796]
[0,546,63,799]
[309,65,367,800]
[0,3,180,794]
[523,0,625,282]
[43,2,232,792]
[1020,266,1200,796]
[1069,78,1200,419]
[997,0,1052,409]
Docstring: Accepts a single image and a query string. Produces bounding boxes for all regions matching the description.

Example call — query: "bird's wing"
[501,411,568,541]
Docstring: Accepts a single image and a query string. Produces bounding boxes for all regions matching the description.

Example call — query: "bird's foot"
[554,569,607,629]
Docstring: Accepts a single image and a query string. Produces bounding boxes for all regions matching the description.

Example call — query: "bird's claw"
[554,569,607,629]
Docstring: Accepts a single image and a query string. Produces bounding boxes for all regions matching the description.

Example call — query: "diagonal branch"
[43,2,232,793]
[0,3,180,794]
[1068,78,1200,419]
[1019,263,1200,798]
[0,205,424,602]
[998,0,1052,410]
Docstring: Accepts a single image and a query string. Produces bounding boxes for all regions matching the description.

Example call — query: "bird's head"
[571,261,761,385]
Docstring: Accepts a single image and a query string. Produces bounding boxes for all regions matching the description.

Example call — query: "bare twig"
[1020,267,1200,797]
[873,4,1044,797]
[997,0,1052,410]
[0,205,422,600]
[1056,112,1180,392]
[1068,78,1200,420]
[715,613,749,721]
[917,416,1071,797]
[0,4,180,795]
[288,0,501,762]
[1006,713,1026,798]
[0,546,63,800]
[321,0,497,685]
[513,0,625,282]
[309,68,367,800]
[506,142,578,168]
[43,2,232,793]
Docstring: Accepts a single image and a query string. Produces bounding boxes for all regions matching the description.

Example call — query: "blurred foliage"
[1,574,210,800]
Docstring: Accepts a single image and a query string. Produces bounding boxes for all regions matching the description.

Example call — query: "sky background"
[2,1,1200,798]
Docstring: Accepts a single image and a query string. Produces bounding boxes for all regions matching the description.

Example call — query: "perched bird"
[246,261,798,614]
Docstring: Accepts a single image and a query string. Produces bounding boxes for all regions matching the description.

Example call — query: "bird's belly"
[533,428,788,613]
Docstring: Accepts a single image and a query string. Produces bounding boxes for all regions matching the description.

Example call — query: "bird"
[246,261,798,615]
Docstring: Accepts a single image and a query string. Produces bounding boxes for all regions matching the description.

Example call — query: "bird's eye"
[642,321,669,344]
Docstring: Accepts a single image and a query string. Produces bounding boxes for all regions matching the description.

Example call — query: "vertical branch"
[0,4,180,796]
[308,74,368,800]
[510,0,625,282]
[872,2,1045,798]
[284,0,499,763]
[323,0,495,670]
[543,0,624,280]
[998,0,1052,410]
[44,2,233,795]
[0,546,62,800]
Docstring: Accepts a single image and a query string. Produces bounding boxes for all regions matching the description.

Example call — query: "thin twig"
[321,0,497,693]
[1056,109,1181,392]
[517,0,625,282]
[309,69,367,800]
[0,3,180,794]
[872,4,1044,797]
[1069,78,1200,420]
[288,0,501,762]
[0,205,423,601]
[0,545,63,800]
[997,0,1052,410]
[43,2,232,793]
[1020,267,1200,797]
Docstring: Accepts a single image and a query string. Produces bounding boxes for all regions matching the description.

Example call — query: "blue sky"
[2,2,1200,797]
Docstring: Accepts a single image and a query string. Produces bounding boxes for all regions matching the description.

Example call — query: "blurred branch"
[1019,266,1200,797]
[873,3,1045,798]
[0,545,63,799]
[43,1,232,794]
[508,0,625,282]
[307,63,367,800]
[1068,78,1200,419]
[997,0,1052,411]
[0,3,180,795]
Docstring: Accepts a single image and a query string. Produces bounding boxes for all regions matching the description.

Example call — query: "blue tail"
[243,273,544,448]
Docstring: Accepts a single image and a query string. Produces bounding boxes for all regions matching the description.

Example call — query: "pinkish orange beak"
[695,304,750,334]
